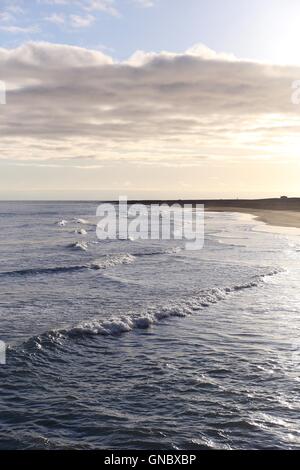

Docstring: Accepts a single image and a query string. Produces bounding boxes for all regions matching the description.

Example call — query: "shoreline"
[121,197,300,230]
[206,207,300,229]
[1,198,300,230]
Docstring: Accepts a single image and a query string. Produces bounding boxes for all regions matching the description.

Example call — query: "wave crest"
[12,267,282,355]
[90,254,136,270]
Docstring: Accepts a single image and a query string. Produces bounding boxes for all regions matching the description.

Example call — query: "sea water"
[0,202,299,449]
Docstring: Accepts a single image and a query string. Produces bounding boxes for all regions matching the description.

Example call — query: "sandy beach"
[125,198,300,230]
[206,207,300,229]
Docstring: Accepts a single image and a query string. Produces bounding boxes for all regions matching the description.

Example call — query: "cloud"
[0,0,120,37]
[0,11,15,22]
[39,0,120,17]
[69,13,95,28]
[0,41,299,166]
[0,2,28,32]
[131,0,155,7]
[44,13,66,25]
[84,0,119,16]
[0,24,40,33]
[6,4,25,15]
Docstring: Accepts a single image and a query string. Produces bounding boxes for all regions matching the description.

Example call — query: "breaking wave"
[18,268,282,352]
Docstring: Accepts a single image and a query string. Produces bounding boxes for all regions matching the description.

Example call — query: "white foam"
[90,254,136,270]
[73,242,88,251]
[75,218,90,225]
[57,220,68,226]
[70,316,136,336]
[67,279,264,338]
[26,268,282,348]
[165,246,182,254]
[75,228,87,236]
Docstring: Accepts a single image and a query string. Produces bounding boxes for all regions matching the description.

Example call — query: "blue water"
[0,201,299,449]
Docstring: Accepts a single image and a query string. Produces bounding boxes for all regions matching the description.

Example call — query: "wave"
[75,229,87,236]
[0,253,137,278]
[70,240,183,257]
[73,218,95,226]
[19,268,282,351]
[57,220,68,227]
[0,265,86,277]
[71,242,88,251]
[75,218,89,224]
[90,254,136,269]
[89,237,183,251]
[132,246,182,257]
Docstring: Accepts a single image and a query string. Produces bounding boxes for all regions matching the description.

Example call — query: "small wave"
[260,268,282,279]
[133,246,182,257]
[57,220,68,227]
[165,246,182,254]
[75,218,89,224]
[90,254,136,270]
[75,229,87,236]
[74,218,95,226]
[71,242,88,251]
[249,412,297,432]
[0,265,86,277]
[0,253,137,278]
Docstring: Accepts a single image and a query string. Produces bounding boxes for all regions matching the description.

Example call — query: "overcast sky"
[1,0,300,199]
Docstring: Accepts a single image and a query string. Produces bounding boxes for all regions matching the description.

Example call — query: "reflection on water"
[0,202,299,449]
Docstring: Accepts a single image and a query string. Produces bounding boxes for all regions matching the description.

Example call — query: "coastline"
[1,198,300,230]
[206,207,300,229]
[121,197,300,230]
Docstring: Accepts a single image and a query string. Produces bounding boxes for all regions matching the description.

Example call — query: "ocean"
[0,201,299,450]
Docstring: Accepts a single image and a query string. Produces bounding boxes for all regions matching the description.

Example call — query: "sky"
[0,0,300,199]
